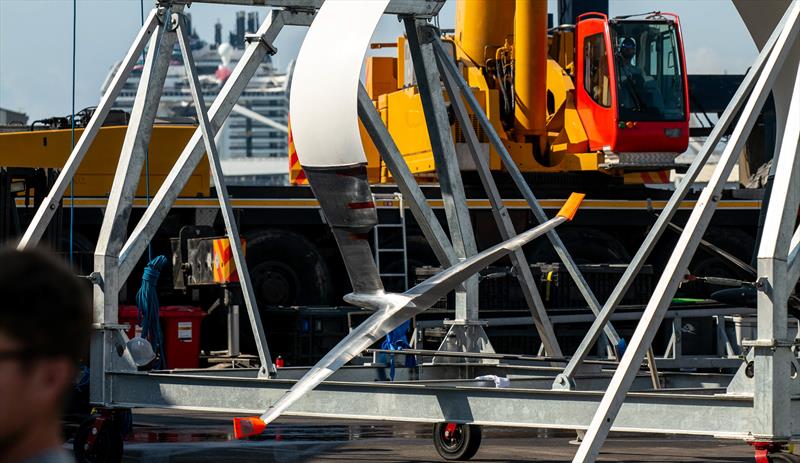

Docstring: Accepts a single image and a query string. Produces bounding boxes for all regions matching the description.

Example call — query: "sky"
[0,0,759,121]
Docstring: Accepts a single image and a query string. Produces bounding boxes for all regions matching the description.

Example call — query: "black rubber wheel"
[526,228,630,265]
[246,229,332,307]
[432,423,482,461]
[73,416,123,463]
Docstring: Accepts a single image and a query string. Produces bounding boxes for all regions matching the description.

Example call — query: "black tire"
[432,423,482,461]
[73,416,123,463]
[246,229,332,307]
[526,228,630,265]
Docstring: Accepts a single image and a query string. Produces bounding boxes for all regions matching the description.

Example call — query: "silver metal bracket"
[245,33,278,55]
[443,319,488,327]
[86,271,104,288]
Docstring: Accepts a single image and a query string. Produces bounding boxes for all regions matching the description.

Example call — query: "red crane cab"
[575,12,690,167]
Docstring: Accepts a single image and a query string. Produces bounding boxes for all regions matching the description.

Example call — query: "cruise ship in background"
[102,12,290,185]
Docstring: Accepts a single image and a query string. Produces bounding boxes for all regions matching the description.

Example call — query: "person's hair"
[0,248,92,364]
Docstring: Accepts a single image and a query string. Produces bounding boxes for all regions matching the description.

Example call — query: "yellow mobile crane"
[346,0,690,186]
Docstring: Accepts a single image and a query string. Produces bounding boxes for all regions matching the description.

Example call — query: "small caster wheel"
[432,422,481,461]
[73,414,123,463]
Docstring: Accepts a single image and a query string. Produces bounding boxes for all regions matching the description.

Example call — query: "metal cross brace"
[430,34,619,351]
[404,18,481,324]
[572,4,800,460]
[176,14,275,376]
[357,86,459,268]
[433,39,561,355]
[17,9,159,249]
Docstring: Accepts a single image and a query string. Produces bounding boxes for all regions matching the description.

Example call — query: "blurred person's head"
[0,249,91,462]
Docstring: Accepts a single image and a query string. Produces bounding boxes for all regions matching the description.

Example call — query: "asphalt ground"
[111,409,760,462]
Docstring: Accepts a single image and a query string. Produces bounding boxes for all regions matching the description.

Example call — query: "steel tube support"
[430,37,619,345]
[553,5,793,387]
[405,19,479,321]
[90,8,178,405]
[17,11,159,250]
[118,10,314,283]
[435,49,561,355]
[357,86,459,268]
[573,6,800,460]
[752,56,800,441]
[177,16,275,375]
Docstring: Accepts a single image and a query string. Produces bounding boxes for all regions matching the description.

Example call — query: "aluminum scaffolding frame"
[14,1,800,461]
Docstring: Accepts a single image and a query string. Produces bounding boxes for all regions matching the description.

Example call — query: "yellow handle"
[556,193,586,221]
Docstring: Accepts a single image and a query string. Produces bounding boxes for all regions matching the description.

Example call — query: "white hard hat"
[127,337,156,367]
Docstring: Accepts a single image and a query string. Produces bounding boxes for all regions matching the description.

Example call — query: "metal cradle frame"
[17,1,800,461]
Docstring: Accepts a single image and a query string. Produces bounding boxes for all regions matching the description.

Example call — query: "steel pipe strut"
[357,86,459,268]
[572,4,800,461]
[405,18,480,322]
[17,10,159,250]
[430,35,621,347]
[435,46,561,355]
[176,15,275,375]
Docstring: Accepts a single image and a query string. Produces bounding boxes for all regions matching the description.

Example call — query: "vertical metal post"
[118,10,314,283]
[572,8,799,460]
[404,18,479,322]
[434,43,561,355]
[18,11,159,249]
[429,38,620,348]
[177,15,275,375]
[90,7,178,404]
[752,57,800,442]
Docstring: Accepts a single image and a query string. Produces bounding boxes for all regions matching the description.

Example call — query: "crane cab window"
[583,33,611,107]
[610,20,686,121]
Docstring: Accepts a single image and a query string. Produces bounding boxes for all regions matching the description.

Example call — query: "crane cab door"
[576,13,690,155]
[575,13,618,152]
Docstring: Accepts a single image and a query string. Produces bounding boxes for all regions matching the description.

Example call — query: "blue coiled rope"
[137,255,167,368]
[380,320,416,381]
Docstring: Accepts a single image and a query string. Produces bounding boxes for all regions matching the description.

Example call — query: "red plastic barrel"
[118,305,141,340]
[158,306,206,369]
